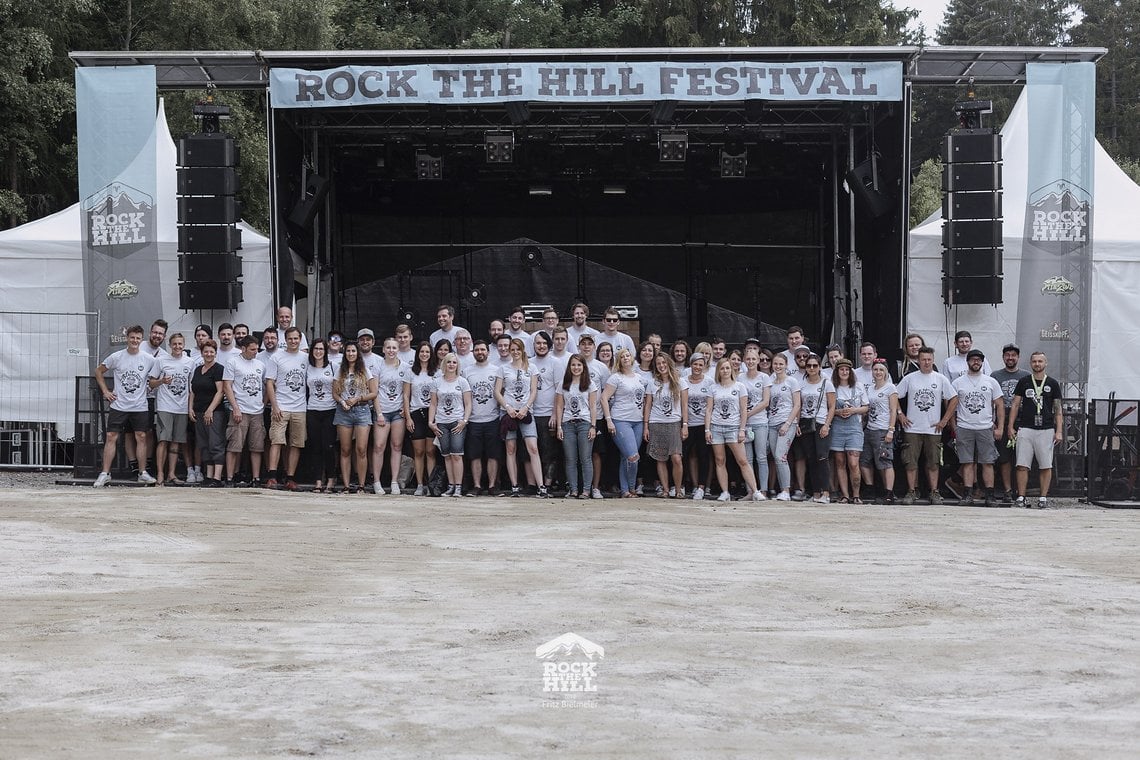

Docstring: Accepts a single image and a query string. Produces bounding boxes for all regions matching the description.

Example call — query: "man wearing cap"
[943,330,991,381]
[1007,351,1064,508]
[991,343,1029,501]
[896,346,956,504]
[949,349,1004,507]
[788,344,811,380]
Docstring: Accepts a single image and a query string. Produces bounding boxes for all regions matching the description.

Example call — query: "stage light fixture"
[485,131,515,163]
[520,245,544,268]
[415,151,442,180]
[658,130,688,162]
[529,185,552,196]
[720,143,748,178]
[603,184,626,195]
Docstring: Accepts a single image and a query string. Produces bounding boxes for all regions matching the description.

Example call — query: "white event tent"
[908,90,1140,401]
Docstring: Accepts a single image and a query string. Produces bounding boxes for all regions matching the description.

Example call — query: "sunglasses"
[806,363,821,368]
[604,318,619,323]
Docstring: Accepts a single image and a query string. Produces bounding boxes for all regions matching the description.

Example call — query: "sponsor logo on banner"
[106,279,139,301]
[110,326,129,345]
[82,182,155,257]
[1040,322,1072,341]
[1028,184,1090,251]
[1040,275,1075,296]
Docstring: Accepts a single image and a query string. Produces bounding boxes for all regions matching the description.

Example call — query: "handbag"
[798,384,826,435]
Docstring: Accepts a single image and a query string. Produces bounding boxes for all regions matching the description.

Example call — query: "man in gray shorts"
[1007,351,1064,508]
[949,349,1004,507]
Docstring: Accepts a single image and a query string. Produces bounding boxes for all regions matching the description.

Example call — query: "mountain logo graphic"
[535,632,605,661]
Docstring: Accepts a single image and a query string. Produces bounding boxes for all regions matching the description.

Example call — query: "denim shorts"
[437,420,466,456]
[709,424,741,445]
[828,418,864,452]
[378,409,403,423]
[504,417,537,441]
[334,403,373,427]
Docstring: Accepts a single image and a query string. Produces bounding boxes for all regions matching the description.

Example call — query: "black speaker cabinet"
[287,174,331,230]
[178,253,243,281]
[178,135,238,167]
[177,196,239,225]
[943,163,1002,192]
[845,159,893,218]
[942,275,1003,305]
[943,191,1002,221]
[943,219,1003,249]
[942,130,1002,164]
[179,281,244,311]
[942,247,1004,277]
[177,166,238,195]
[178,225,242,253]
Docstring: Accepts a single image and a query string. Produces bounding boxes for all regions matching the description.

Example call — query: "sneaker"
[929,491,943,505]
[636,484,645,496]
[692,486,705,500]
[812,493,831,504]
[983,493,995,508]
[390,481,401,496]
[753,490,767,501]
[565,490,578,499]
[373,482,384,494]
[900,491,917,505]
[537,486,550,499]
[93,472,112,488]
[452,487,462,498]
[250,478,262,489]
[791,489,806,502]
[1014,495,1026,508]
[264,478,279,490]
[411,485,423,496]
[959,495,976,507]
[511,487,522,497]
[668,486,676,498]
[137,471,157,484]
[1001,490,1014,503]
[466,488,479,497]
[1036,497,1047,509]
[775,490,791,501]
[716,491,730,502]
[945,478,964,500]
[675,488,685,498]
[883,493,896,505]
[591,488,604,500]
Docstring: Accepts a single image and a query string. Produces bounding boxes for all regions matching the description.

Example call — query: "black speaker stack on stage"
[941,102,1003,305]
[177,132,244,310]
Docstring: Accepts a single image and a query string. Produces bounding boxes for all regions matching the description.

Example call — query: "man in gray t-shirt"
[991,343,1030,500]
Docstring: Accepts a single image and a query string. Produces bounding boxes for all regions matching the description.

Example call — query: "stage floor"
[1,480,1137,757]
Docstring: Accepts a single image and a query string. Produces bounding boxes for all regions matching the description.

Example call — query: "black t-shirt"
[1012,374,1063,430]
[191,362,225,414]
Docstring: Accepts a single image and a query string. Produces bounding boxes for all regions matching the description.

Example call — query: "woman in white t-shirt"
[495,338,547,498]
[766,353,801,501]
[372,337,410,495]
[404,342,438,496]
[305,338,337,492]
[684,354,714,499]
[704,358,763,502]
[740,346,772,496]
[830,358,870,503]
[644,352,688,498]
[601,349,647,498]
[794,353,836,504]
[333,342,378,493]
[429,353,472,497]
[554,354,597,499]
[862,359,899,503]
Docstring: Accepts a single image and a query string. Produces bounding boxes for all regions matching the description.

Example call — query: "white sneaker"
[668,486,676,497]
[791,489,806,501]
[373,482,385,495]
[452,487,462,498]
[655,484,664,497]
[413,485,425,496]
[812,493,831,504]
[1036,497,1047,509]
[753,490,767,501]
[776,490,791,501]
[390,481,400,495]
[692,486,705,500]
[93,472,111,488]
[591,488,604,500]
[137,471,157,484]
[636,484,645,496]
[190,469,202,483]
[716,491,730,502]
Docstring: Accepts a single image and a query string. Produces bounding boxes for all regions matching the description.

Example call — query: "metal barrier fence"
[0,310,100,469]
[1087,397,1140,504]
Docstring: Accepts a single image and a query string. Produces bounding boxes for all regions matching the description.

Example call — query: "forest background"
[2,0,1135,234]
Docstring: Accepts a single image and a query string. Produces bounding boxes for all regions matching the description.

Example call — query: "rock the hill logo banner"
[1016,62,1095,387]
[76,66,161,363]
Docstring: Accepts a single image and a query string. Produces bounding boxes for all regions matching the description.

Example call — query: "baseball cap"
[793,345,812,355]
[966,348,985,360]
[356,328,374,339]
[1002,343,1020,354]
[743,337,762,347]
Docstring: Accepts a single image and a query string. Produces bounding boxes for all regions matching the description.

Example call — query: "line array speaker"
[179,281,244,311]
[942,127,1003,305]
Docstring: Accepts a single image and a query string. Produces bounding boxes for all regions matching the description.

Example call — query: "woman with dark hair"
[530,330,560,492]
[433,338,453,366]
[495,338,547,497]
[684,354,713,499]
[830,358,869,503]
[596,341,615,372]
[187,338,226,487]
[332,341,377,493]
[404,341,439,496]
[305,338,338,492]
[555,354,597,499]
[794,353,836,504]
[636,341,656,381]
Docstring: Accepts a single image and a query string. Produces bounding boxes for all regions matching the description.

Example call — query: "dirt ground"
[1,482,1138,758]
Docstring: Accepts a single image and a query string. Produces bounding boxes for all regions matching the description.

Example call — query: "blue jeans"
[612,419,643,493]
[561,419,593,494]
[745,423,769,490]
[768,423,796,490]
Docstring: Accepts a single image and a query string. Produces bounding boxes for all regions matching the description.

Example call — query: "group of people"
[92,304,1065,508]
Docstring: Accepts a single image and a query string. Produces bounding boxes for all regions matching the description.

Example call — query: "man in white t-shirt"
[264,327,309,490]
[492,334,513,367]
[462,339,503,495]
[599,307,635,357]
[565,302,599,353]
[551,326,571,362]
[429,304,464,348]
[394,323,416,366]
[949,348,1004,507]
[942,330,991,381]
[780,325,807,368]
[504,306,533,355]
[356,328,383,378]
[216,323,241,366]
[223,336,268,486]
[454,328,476,370]
[854,342,878,393]
[896,346,956,504]
[93,325,157,487]
[256,326,279,363]
[272,305,309,351]
[147,332,194,485]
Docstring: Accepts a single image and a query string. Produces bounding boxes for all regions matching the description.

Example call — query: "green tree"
[908,156,941,229]
[1071,0,1140,163]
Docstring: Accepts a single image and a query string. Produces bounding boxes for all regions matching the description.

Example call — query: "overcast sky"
[904,0,948,40]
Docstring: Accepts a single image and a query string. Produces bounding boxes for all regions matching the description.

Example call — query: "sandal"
[838,496,850,504]
[314,481,324,493]
[853,497,864,505]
